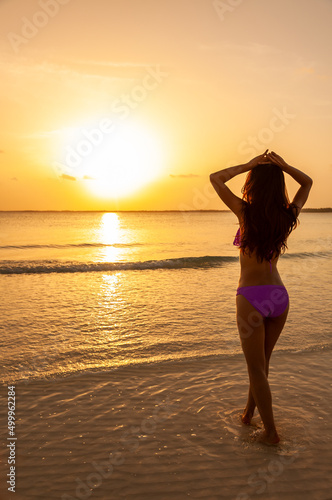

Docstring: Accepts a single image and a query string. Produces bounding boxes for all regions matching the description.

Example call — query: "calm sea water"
[1,211,331,383]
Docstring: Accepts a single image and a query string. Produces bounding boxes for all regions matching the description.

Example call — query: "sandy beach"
[1,348,331,500]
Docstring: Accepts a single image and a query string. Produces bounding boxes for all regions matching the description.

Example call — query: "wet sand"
[0,349,331,500]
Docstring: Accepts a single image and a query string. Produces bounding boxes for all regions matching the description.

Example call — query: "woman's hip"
[236,285,289,318]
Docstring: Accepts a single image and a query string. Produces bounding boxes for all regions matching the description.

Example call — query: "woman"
[210,150,313,445]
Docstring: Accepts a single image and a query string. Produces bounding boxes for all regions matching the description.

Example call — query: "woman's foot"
[241,408,255,425]
[253,429,280,445]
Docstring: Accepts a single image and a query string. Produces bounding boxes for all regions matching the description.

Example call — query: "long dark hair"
[239,163,298,262]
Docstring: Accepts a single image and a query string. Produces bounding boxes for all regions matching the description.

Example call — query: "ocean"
[0,211,331,499]
[1,211,331,383]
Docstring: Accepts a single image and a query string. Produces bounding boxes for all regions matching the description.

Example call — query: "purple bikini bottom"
[236,285,289,318]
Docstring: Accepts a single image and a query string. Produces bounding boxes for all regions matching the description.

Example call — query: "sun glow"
[98,212,122,261]
[60,120,167,199]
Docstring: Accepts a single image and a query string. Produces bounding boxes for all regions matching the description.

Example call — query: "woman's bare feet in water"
[241,408,255,425]
[253,429,280,446]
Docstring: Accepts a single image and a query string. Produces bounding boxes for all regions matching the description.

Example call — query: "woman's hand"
[247,149,270,169]
[267,151,289,170]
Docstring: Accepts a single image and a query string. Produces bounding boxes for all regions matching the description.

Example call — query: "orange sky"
[0,0,331,210]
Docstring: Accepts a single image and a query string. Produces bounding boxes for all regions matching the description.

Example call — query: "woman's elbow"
[209,173,216,186]
[210,173,223,187]
[306,176,313,189]
[302,176,313,188]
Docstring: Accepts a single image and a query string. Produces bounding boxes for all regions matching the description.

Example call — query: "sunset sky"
[0,0,331,210]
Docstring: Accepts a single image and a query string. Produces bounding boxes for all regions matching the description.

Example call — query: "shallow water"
[0,350,331,499]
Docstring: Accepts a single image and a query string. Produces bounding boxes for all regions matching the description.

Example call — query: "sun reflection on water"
[98,212,122,262]
[101,273,120,295]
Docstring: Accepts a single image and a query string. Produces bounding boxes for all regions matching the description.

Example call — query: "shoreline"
[1,349,331,499]
[2,344,331,387]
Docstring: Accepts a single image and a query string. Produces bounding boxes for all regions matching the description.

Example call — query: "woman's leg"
[236,295,284,444]
[242,304,289,423]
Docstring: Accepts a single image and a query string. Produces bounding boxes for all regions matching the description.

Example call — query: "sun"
[72,120,167,199]
[54,119,166,199]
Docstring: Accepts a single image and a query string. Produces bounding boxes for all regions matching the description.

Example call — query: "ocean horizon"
[1,207,331,212]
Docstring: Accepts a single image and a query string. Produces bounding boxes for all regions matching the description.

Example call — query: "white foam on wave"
[0,255,237,274]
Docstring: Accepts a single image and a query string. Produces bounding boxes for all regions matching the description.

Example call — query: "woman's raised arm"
[209,150,269,217]
[268,151,313,215]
